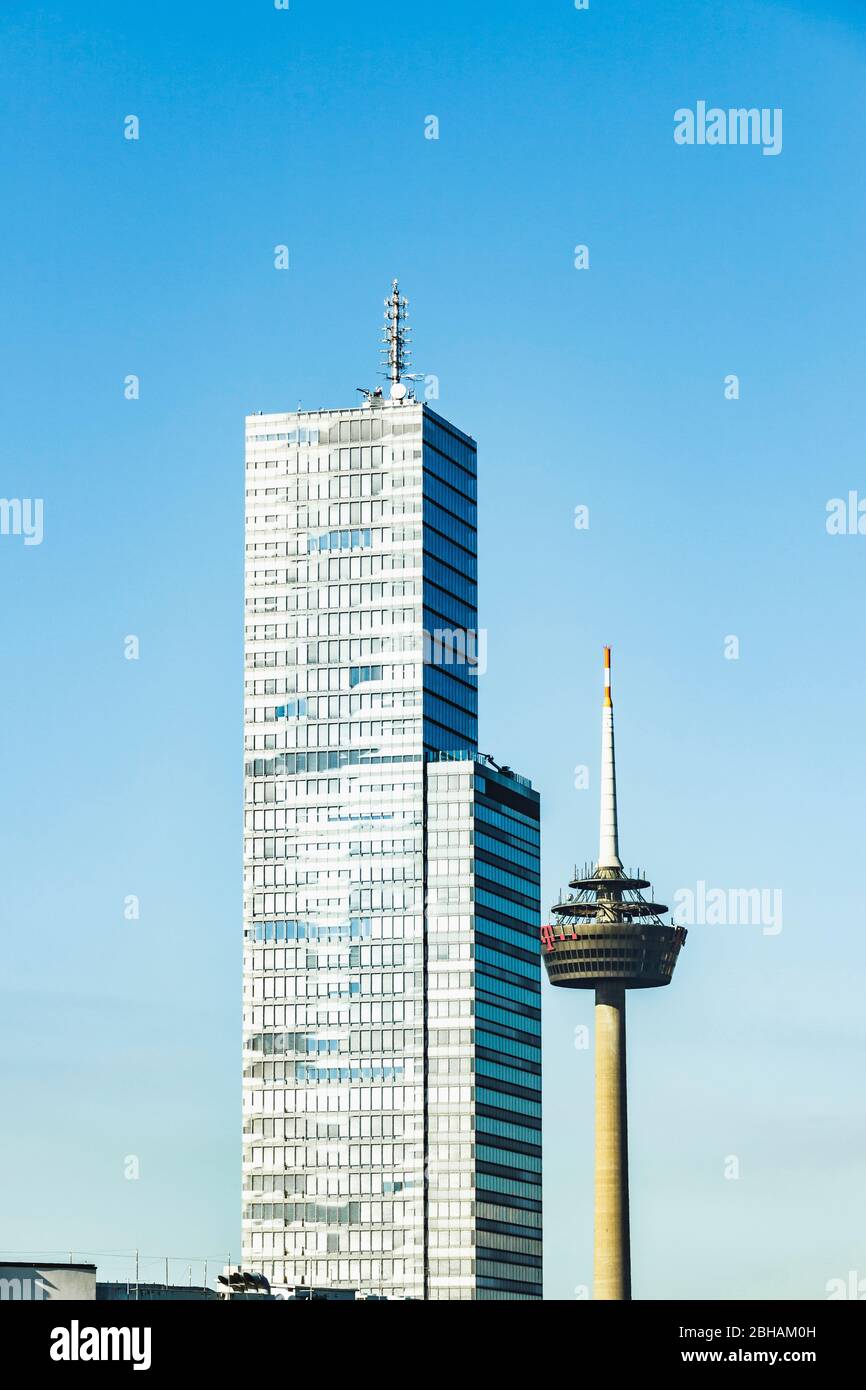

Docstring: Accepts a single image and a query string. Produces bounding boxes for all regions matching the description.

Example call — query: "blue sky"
[0,0,864,1298]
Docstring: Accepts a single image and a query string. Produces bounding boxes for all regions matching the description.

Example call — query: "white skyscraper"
[242,285,541,1299]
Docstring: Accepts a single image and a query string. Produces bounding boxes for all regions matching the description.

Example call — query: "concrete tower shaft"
[594,984,630,1300]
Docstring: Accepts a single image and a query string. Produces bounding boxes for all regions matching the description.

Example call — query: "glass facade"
[242,400,540,1298]
[426,758,542,1299]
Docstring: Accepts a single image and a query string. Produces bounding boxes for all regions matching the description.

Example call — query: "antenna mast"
[598,646,623,871]
[381,279,412,387]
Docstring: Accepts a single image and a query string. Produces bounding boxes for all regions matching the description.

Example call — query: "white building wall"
[242,403,427,1298]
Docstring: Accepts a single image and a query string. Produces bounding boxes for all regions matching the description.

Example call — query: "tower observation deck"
[541,648,686,1299]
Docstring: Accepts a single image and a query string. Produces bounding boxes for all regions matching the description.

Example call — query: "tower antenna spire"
[598,646,623,871]
[380,279,412,387]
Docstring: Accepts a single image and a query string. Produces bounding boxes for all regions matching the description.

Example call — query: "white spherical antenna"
[390,381,407,401]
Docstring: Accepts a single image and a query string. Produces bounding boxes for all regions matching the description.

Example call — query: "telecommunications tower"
[541,648,687,1300]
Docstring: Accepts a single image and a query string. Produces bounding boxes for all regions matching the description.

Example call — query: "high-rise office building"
[242,283,541,1299]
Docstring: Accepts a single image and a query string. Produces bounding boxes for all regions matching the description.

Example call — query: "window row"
[248,581,421,615]
[246,468,390,501]
[245,1149,415,1177]
[245,662,419,695]
[246,607,420,641]
[246,971,421,999]
[244,1112,414,1141]
[244,721,420,754]
[246,635,419,668]
[246,834,420,860]
[245,551,417,586]
[245,749,422,779]
[245,1083,425,1115]
[262,691,422,720]
[247,916,419,944]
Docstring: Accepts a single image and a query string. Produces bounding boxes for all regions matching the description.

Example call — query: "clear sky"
[1,0,864,1299]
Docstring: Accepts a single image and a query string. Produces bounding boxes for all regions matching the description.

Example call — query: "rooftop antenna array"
[381,279,412,399]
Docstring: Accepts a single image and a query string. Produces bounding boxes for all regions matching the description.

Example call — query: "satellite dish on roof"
[390,381,407,401]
